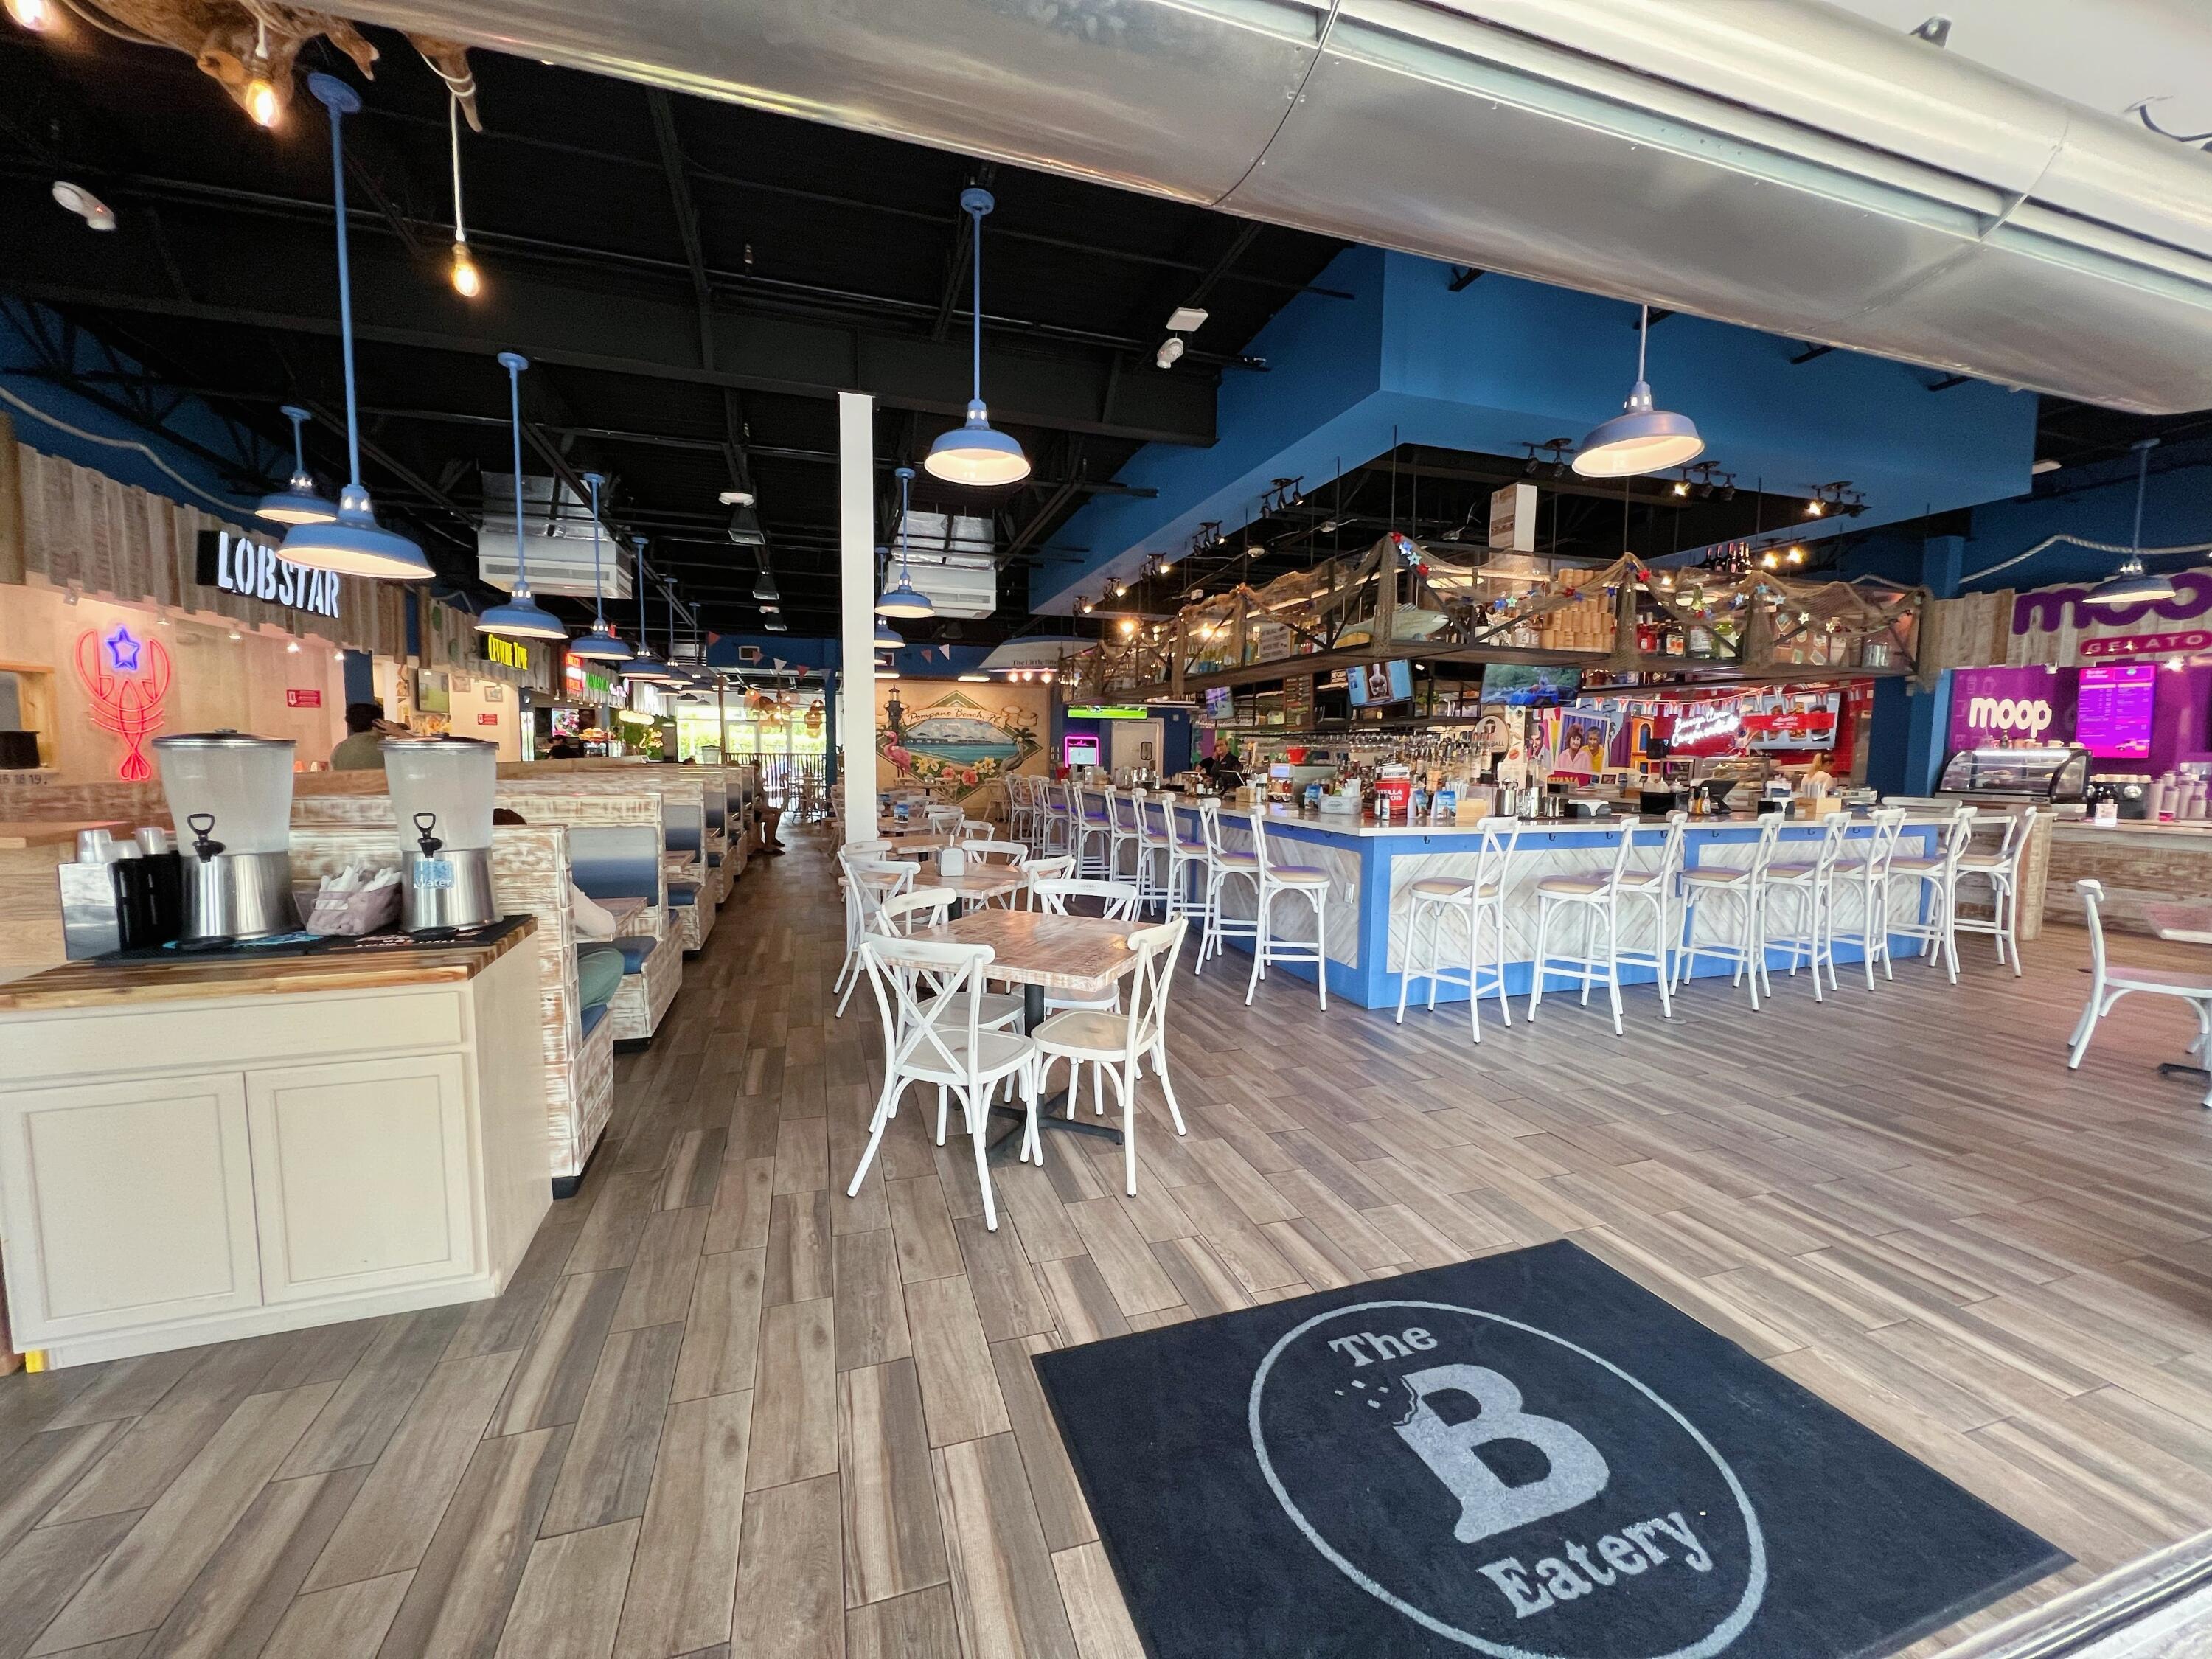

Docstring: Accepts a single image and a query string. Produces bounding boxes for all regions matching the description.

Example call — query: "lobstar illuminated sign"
[195,530,342,619]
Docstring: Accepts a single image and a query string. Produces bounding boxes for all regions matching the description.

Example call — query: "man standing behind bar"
[330,701,394,770]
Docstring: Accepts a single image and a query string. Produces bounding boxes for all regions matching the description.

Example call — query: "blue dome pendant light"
[476,352,568,640]
[2086,437,2175,608]
[924,188,1031,487]
[567,472,634,661]
[624,536,679,683]
[877,466,935,619]
[279,75,433,578]
[1572,302,1705,479]
[254,405,337,526]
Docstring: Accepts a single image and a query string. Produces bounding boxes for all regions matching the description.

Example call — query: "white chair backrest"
[1121,916,1189,1054]
[1623,812,1683,885]
[844,858,913,939]
[1110,788,1142,832]
[858,934,994,1082]
[1861,806,1907,876]
[1196,796,1230,860]
[1809,810,1855,877]
[959,819,993,842]
[1596,815,1644,888]
[1020,855,1075,907]
[967,840,1029,866]
[841,838,894,861]
[1249,811,1291,879]
[1034,877,1141,920]
[1941,806,1978,866]
[1137,793,1173,845]
[1738,812,1788,881]
[2076,877,2110,984]
[1077,784,1107,821]
[1473,815,1523,893]
[874,886,957,935]
[925,805,964,831]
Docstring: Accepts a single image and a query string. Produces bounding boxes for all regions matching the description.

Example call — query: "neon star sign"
[75,626,173,782]
[104,625,142,672]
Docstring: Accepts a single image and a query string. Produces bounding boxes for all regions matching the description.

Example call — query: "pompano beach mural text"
[877,686,1041,804]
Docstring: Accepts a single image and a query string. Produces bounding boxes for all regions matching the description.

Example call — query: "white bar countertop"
[1182,801,1941,839]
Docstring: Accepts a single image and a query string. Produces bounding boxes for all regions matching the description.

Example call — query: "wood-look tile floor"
[5,832,2212,1658]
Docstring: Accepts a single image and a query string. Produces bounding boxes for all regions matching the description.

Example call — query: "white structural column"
[838,390,877,832]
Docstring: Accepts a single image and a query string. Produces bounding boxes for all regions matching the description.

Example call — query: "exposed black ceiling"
[0,21,1346,639]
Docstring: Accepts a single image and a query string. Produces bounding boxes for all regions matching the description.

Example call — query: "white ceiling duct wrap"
[347,0,2212,412]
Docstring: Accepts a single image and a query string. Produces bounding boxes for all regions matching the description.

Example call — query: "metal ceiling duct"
[346,0,2212,413]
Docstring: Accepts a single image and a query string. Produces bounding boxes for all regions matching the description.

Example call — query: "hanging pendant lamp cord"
[899,470,914,582]
[506,358,532,591]
[1636,303,1649,383]
[289,408,307,474]
[328,106,363,490]
[970,205,983,404]
[2132,437,2156,549]
[450,94,467,246]
[587,475,606,625]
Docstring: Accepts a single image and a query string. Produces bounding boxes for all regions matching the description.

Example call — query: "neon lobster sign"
[74,625,173,781]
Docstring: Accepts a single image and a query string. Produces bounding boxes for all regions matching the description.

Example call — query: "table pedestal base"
[988,981,1123,1161]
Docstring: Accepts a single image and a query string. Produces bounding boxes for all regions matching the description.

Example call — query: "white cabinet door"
[245,1053,478,1304]
[0,1073,262,1343]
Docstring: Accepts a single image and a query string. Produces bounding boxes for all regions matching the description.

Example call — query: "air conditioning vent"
[479,472,634,599]
[898,511,998,618]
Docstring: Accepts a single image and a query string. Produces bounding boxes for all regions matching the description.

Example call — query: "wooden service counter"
[2042,817,2212,936]
[0,920,550,1368]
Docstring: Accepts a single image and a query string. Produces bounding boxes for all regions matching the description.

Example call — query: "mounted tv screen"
[1203,686,1232,721]
[1481,664,1582,706]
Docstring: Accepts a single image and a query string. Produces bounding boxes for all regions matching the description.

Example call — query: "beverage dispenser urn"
[382,734,498,931]
[151,731,304,942]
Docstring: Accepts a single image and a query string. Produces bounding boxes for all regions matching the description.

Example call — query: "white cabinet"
[0,1073,262,1342]
[246,1054,476,1304]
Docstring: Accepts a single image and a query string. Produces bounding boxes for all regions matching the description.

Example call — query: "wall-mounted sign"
[195,530,342,619]
[285,688,323,709]
[2079,630,2212,660]
[1947,665,2074,753]
[482,636,532,671]
[477,712,499,726]
[563,661,615,701]
[74,625,172,781]
[1066,706,1150,720]
[481,684,504,703]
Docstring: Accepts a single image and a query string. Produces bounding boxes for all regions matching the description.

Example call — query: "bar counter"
[2043,815,2212,935]
[0,921,551,1367]
[1167,800,1941,1007]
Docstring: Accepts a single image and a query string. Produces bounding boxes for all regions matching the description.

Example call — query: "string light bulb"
[243,15,279,127]
[446,93,482,299]
[5,0,53,31]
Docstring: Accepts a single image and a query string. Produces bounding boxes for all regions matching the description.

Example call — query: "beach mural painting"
[877,684,1042,804]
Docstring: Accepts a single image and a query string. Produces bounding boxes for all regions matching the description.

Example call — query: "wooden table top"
[2145,902,2212,945]
[0,820,129,851]
[860,866,1025,900]
[917,911,1143,993]
[0,917,538,1012]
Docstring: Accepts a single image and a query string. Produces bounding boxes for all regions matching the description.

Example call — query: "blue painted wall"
[1036,250,2039,611]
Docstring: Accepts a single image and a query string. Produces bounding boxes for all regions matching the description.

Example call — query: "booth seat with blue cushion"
[568,824,681,1041]
[611,936,658,973]
[577,942,626,1012]
[580,1001,611,1040]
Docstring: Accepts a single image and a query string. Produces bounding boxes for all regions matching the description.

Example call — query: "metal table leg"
[989,981,1123,1160]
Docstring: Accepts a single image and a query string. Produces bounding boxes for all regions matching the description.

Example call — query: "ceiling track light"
[567,471,633,661]
[255,404,338,526]
[448,93,481,297]
[1573,304,1704,479]
[925,188,1030,487]
[476,353,567,639]
[277,76,432,581]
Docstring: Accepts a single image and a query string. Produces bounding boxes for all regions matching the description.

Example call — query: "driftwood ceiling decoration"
[63,1,479,129]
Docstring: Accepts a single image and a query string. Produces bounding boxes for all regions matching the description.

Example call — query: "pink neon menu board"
[2076,663,2155,759]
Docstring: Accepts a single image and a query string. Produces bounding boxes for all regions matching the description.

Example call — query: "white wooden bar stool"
[1005,774,1037,850]
[1107,787,1146,885]
[1395,815,1522,1040]
[1890,806,1977,984]
[1954,808,2037,977]
[1824,807,1907,988]
[1163,799,1210,924]
[1245,812,1331,1009]
[1133,793,1175,917]
[1527,817,1642,1035]
[1674,813,1787,1009]
[1039,779,1074,858]
[1611,812,1689,1018]
[1194,798,1259,973]
[1073,784,1116,878]
[1761,813,1854,1002]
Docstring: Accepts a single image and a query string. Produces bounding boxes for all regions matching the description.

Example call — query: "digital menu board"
[2076,663,2155,759]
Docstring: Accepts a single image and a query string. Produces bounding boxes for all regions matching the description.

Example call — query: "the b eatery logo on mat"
[1248,1301,1767,1658]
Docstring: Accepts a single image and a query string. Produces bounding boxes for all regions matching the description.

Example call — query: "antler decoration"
[74,625,174,782]
[67,2,481,131]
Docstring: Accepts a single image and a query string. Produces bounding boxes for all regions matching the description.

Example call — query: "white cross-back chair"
[835,855,914,1015]
[1527,816,1643,1035]
[1827,807,1907,988]
[1762,812,1855,1001]
[1397,815,1521,1040]
[1890,806,1977,984]
[1030,917,1189,1194]
[845,935,1039,1230]
[1018,855,1075,908]
[2069,879,2212,1107]
[1674,813,1787,1009]
[1955,808,2037,977]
